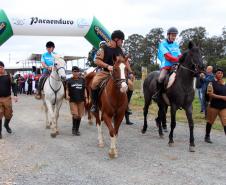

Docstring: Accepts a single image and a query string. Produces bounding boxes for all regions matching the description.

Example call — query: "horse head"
[53,55,66,81]
[112,55,128,93]
[179,41,204,75]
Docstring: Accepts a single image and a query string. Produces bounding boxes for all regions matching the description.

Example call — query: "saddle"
[98,76,111,96]
[164,64,178,90]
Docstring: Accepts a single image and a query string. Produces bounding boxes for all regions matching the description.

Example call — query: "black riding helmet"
[167,27,178,35]
[72,66,80,72]
[111,30,125,40]
[46,41,55,48]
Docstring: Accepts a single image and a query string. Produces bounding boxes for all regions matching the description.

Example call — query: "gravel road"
[0,95,226,185]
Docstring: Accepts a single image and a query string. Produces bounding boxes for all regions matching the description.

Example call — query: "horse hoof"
[98,143,104,148]
[189,146,195,152]
[51,133,57,138]
[46,125,50,129]
[88,120,93,125]
[56,130,59,135]
[159,134,164,139]
[141,129,146,134]
[168,142,174,147]
[108,149,117,159]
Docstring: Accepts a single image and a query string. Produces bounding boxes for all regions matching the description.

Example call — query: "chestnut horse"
[85,55,128,158]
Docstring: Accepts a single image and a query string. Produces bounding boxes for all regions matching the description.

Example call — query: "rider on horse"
[90,30,134,120]
[153,27,182,100]
[35,41,56,99]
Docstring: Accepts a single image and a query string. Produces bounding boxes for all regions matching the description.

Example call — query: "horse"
[85,55,128,158]
[42,55,66,138]
[142,41,204,152]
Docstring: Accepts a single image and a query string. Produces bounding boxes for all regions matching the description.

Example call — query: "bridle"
[179,52,202,75]
[48,64,66,105]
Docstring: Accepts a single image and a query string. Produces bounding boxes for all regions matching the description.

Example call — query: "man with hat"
[66,66,87,136]
[205,68,226,143]
[0,61,18,139]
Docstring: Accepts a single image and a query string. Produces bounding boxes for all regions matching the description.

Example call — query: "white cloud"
[0,0,226,67]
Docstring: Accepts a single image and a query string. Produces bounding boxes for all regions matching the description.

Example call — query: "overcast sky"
[0,0,226,67]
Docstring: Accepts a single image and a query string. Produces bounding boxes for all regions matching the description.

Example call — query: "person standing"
[205,68,226,143]
[0,61,18,139]
[200,66,214,116]
[66,66,87,136]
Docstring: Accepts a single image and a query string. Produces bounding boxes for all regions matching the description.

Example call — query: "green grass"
[130,80,223,130]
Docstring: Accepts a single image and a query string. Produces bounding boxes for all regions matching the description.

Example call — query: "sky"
[0,0,226,67]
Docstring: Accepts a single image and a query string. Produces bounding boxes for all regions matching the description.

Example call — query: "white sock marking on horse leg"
[97,123,104,146]
[119,63,128,92]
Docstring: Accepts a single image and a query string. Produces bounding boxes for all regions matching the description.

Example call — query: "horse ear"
[188,41,194,49]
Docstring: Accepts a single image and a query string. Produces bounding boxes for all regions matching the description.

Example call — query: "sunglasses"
[73,70,79,72]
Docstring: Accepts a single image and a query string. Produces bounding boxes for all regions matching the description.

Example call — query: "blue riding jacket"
[158,39,181,69]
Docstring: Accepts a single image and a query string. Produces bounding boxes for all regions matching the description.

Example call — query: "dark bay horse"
[142,41,204,152]
[85,56,128,158]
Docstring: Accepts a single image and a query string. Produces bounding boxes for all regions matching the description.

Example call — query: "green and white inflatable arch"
[0,9,111,48]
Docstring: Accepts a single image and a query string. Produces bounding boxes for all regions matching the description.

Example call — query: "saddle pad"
[167,72,176,89]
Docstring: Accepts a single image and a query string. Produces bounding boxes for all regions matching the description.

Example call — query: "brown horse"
[85,55,128,158]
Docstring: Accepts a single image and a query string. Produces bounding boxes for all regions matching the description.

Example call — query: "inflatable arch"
[0,9,111,48]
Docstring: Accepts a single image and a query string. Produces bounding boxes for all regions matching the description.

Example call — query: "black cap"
[46,41,55,48]
[0,61,5,67]
[111,30,125,40]
[216,68,224,73]
[72,66,79,72]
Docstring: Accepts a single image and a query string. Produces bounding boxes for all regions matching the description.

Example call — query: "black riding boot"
[75,118,81,136]
[90,89,99,113]
[35,76,45,99]
[205,122,212,143]
[126,90,133,115]
[4,118,12,134]
[152,81,164,100]
[224,126,226,135]
[72,118,76,135]
[125,112,134,125]
[0,119,2,139]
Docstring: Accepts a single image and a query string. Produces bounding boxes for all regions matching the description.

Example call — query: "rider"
[90,30,125,113]
[153,27,182,100]
[35,41,56,99]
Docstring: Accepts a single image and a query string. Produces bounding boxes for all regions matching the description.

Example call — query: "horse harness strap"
[48,78,62,105]
[180,65,196,74]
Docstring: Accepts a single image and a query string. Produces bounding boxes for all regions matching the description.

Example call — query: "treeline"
[87,27,226,78]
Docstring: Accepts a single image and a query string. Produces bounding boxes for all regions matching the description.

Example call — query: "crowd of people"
[0,28,226,145]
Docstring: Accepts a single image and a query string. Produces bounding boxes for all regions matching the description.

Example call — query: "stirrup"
[90,105,98,113]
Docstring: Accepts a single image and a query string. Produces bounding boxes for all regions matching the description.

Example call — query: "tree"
[123,34,145,78]
[179,27,207,51]
[144,28,164,65]
[202,36,225,66]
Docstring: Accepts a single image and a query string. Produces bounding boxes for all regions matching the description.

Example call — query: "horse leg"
[88,110,93,125]
[162,106,168,132]
[157,100,165,138]
[169,105,177,146]
[103,113,117,158]
[94,111,104,147]
[44,101,50,129]
[55,100,63,135]
[45,101,57,138]
[142,98,151,134]
[185,105,195,152]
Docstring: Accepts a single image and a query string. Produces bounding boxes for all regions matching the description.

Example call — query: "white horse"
[43,55,66,137]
